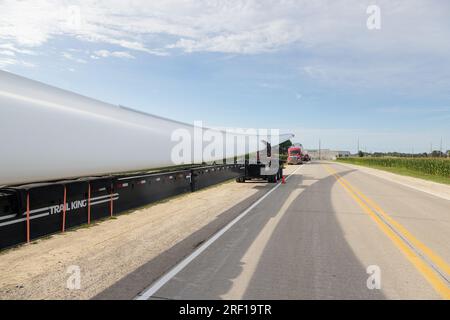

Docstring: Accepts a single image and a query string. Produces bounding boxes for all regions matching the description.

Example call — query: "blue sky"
[1,0,449,153]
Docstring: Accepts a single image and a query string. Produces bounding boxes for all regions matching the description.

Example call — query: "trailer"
[235,145,284,183]
[236,161,283,183]
[0,163,244,250]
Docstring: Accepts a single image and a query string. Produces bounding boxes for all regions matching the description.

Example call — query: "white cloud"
[0,50,15,56]
[0,43,36,55]
[0,0,449,57]
[302,66,327,80]
[61,51,86,63]
[168,20,302,54]
[0,57,35,69]
[0,1,317,55]
[93,50,135,59]
[0,0,449,95]
[0,58,16,68]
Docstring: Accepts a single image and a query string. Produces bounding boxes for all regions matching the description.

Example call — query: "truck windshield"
[289,150,300,155]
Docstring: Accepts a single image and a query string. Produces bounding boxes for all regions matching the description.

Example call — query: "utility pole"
[440,137,443,157]
[357,137,360,154]
[319,139,321,160]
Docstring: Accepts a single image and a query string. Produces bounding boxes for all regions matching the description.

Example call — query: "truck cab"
[287,146,303,165]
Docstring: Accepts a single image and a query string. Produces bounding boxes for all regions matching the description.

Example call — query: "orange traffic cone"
[282,175,286,184]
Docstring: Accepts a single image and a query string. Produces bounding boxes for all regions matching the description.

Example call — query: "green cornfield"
[336,157,450,178]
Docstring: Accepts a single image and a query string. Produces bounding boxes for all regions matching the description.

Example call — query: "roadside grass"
[336,158,450,185]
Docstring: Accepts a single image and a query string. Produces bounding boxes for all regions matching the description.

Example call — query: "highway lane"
[137,161,450,300]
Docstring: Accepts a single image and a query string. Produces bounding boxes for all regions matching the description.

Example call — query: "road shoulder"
[332,161,450,201]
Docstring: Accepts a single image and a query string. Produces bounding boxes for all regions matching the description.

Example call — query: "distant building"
[337,151,351,158]
[307,149,350,160]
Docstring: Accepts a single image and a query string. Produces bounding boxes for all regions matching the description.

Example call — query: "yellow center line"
[323,164,450,300]
[333,167,450,278]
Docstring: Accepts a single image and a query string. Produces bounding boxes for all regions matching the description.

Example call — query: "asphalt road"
[136,161,450,300]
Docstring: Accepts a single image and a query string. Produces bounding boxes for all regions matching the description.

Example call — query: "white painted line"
[90,193,119,201]
[118,174,156,181]
[135,165,302,300]
[90,197,119,206]
[21,193,119,216]
[0,214,17,221]
[4,194,121,225]
[119,171,192,181]
[21,205,51,216]
[0,212,50,227]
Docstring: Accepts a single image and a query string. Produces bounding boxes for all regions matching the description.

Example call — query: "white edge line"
[135,165,302,300]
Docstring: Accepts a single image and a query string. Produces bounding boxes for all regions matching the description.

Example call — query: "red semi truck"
[287,145,303,165]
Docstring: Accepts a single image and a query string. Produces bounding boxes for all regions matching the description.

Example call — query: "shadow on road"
[242,166,385,299]
[176,163,385,299]
[94,181,274,300]
[95,162,385,300]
